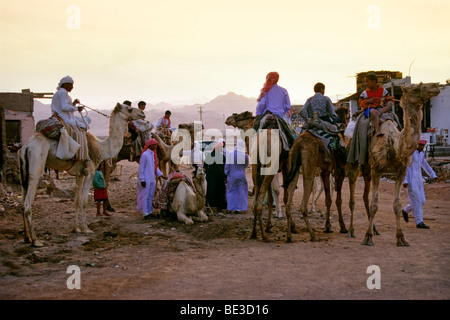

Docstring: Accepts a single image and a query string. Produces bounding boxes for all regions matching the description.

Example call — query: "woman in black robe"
[204,139,227,212]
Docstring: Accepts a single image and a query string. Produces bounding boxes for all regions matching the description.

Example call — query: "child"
[93,162,111,217]
[358,74,395,137]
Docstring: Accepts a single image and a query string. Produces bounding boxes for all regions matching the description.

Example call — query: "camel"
[18,103,145,246]
[155,126,173,145]
[225,111,282,218]
[346,82,441,246]
[282,106,350,243]
[102,122,201,211]
[167,166,208,224]
[249,115,292,241]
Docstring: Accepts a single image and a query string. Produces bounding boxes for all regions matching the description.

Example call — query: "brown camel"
[346,82,441,246]
[250,115,291,241]
[282,106,350,243]
[226,111,284,218]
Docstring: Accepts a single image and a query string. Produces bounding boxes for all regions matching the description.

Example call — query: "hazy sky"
[1,0,449,108]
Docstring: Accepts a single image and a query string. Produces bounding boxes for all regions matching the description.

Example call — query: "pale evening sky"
[1,0,449,108]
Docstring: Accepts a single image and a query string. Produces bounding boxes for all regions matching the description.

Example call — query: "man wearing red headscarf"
[254,72,296,152]
[137,138,163,219]
[256,72,291,118]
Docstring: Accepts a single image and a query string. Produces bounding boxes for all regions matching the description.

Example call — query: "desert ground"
[0,160,449,301]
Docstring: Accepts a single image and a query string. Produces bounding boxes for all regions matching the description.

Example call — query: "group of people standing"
[202,139,250,214]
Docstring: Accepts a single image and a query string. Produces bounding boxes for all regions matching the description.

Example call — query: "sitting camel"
[18,103,145,246]
[166,167,208,224]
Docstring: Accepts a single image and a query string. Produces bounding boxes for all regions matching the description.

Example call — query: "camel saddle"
[302,118,346,162]
[155,172,195,210]
[36,116,63,140]
[347,111,402,165]
[253,112,297,152]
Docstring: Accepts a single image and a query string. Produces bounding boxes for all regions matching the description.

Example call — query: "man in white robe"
[51,76,91,160]
[51,76,91,129]
[402,137,438,228]
[137,138,163,219]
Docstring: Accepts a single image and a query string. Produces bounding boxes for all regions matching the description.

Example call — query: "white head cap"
[57,76,74,90]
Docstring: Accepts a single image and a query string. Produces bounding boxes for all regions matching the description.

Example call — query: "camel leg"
[362,165,379,235]
[394,179,409,246]
[300,168,318,242]
[313,175,324,214]
[322,171,333,233]
[362,172,381,246]
[177,210,194,225]
[272,175,282,218]
[253,175,273,241]
[334,165,348,234]
[250,166,260,239]
[346,165,358,238]
[20,147,46,247]
[265,184,274,232]
[79,167,94,233]
[283,172,299,243]
[103,161,115,212]
[193,210,208,222]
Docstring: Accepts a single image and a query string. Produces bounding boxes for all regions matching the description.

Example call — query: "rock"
[37,178,50,189]
[65,236,90,247]
[46,179,74,198]
[445,180,450,183]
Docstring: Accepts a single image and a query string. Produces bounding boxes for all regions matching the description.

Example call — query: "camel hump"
[86,133,103,165]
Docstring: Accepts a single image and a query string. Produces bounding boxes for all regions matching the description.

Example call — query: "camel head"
[225,113,238,127]
[111,103,146,123]
[194,166,205,181]
[401,83,441,105]
[225,111,254,128]
[178,122,204,133]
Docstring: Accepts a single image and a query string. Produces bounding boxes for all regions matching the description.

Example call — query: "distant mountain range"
[33,92,258,137]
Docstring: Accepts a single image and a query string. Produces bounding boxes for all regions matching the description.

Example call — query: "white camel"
[18,103,145,246]
[168,167,208,225]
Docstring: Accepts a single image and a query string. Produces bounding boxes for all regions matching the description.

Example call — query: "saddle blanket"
[155,172,195,210]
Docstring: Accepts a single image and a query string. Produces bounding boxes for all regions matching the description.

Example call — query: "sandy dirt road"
[0,161,449,301]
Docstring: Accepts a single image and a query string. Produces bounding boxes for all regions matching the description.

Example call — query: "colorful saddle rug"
[155,172,195,210]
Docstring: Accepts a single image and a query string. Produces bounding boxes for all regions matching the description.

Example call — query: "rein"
[78,103,110,118]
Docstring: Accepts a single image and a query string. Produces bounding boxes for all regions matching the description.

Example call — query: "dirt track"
[0,161,449,300]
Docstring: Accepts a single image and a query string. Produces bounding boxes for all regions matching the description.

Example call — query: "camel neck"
[399,98,422,160]
[98,116,127,161]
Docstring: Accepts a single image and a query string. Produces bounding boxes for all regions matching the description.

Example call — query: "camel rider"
[51,75,91,160]
[156,110,174,131]
[359,74,395,137]
[51,76,91,130]
[256,72,291,120]
[301,82,341,124]
[126,101,154,151]
[254,71,296,151]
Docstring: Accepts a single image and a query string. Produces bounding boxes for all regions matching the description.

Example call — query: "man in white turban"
[51,76,91,129]
[51,75,91,160]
